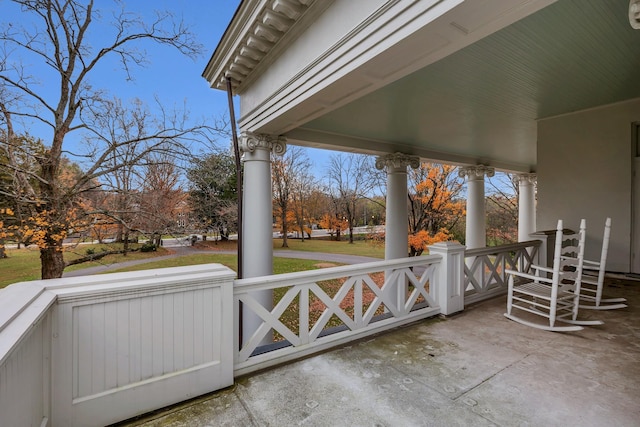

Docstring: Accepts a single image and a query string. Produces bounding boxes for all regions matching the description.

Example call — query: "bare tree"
[325,153,375,244]
[486,172,519,245]
[0,0,207,278]
[272,146,312,247]
[291,163,316,241]
[138,152,184,243]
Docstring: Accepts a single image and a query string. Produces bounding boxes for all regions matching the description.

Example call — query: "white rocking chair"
[504,219,603,332]
[575,218,626,310]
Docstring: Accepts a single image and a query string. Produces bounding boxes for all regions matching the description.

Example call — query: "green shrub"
[85,248,95,255]
[140,242,157,252]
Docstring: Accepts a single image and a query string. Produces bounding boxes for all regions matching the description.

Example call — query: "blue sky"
[1,1,514,204]
[1,0,335,175]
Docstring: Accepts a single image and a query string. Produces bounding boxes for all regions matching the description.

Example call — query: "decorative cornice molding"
[240,132,287,155]
[202,0,319,90]
[375,152,420,172]
[512,173,537,186]
[458,165,495,180]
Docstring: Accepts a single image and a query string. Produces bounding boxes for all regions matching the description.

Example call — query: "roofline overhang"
[202,0,324,92]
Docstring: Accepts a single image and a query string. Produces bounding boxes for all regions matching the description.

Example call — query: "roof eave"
[202,0,318,92]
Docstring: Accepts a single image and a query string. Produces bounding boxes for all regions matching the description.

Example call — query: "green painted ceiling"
[296,0,640,171]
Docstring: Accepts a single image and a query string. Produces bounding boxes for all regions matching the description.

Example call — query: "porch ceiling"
[285,0,640,172]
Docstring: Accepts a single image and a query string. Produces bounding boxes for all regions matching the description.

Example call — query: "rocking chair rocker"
[504,219,603,332]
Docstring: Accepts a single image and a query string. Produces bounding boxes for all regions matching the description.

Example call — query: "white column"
[375,153,419,311]
[459,165,494,249]
[514,173,537,241]
[240,132,286,345]
[375,153,420,260]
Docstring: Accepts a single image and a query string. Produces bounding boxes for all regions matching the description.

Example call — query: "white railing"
[0,264,235,427]
[463,240,541,304]
[4,239,539,426]
[233,255,447,376]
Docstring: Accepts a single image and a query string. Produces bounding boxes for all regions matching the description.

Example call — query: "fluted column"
[375,153,420,260]
[513,173,537,242]
[459,165,495,249]
[240,132,286,345]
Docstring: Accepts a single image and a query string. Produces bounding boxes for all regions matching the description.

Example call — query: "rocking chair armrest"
[505,269,553,284]
[582,258,600,267]
[561,255,600,267]
[529,264,554,274]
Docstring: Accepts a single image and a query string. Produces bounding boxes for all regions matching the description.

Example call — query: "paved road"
[62,245,380,278]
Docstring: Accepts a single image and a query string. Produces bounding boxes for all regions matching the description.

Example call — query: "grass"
[0,247,43,286]
[273,237,385,258]
[64,243,171,271]
[106,253,325,276]
[0,243,170,288]
[0,236,382,288]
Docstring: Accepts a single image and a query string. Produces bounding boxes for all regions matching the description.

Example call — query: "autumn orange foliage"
[408,229,453,255]
[0,208,14,244]
[319,213,349,241]
[408,163,464,255]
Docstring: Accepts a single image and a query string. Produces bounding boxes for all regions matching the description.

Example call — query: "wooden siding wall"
[0,264,235,427]
[0,313,50,427]
[50,268,235,427]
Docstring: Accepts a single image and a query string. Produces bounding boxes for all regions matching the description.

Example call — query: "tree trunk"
[115,224,123,242]
[281,212,289,248]
[123,230,130,256]
[40,246,65,279]
[65,248,129,266]
[219,226,229,241]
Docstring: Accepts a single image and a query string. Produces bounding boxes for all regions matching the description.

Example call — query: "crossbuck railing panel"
[234,256,442,376]
[464,240,541,304]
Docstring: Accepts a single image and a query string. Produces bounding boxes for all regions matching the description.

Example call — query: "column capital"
[240,132,287,155]
[375,152,420,172]
[458,165,495,180]
[512,173,537,186]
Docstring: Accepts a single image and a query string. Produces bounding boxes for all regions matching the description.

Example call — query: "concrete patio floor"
[118,276,640,427]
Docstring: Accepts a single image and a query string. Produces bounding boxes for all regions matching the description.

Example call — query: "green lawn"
[0,237,383,288]
[0,248,43,286]
[273,237,384,258]
[0,244,170,288]
[106,253,327,276]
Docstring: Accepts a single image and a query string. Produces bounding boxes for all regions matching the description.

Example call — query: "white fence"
[234,255,447,376]
[464,240,541,304]
[0,240,539,426]
[0,264,235,427]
